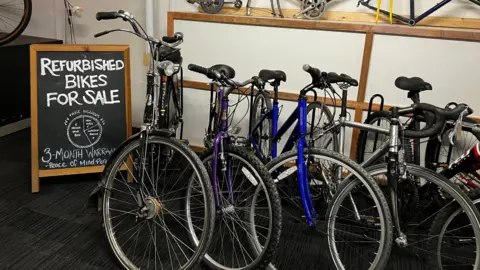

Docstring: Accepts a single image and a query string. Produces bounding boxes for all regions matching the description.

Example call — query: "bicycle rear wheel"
[356,110,414,165]
[0,0,31,46]
[250,91,273,163]
[101,135,215,270]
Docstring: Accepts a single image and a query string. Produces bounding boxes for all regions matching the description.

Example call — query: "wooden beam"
[196,8,480,30]
[168,11,480,42]
[350,31,374,159]
[183,80,361,109]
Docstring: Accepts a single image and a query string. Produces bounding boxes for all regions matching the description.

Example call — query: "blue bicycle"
[248,65,393,269]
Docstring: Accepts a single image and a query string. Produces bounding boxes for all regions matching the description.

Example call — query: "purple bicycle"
[186,63,282,270]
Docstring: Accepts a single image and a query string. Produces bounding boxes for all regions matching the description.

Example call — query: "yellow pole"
[376,0,382,22]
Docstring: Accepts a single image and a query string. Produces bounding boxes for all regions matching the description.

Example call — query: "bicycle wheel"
[101,135,215,270]
[365,163,480,269]
[428,189,480,270]
[187,145,282,270]
[425,117,480,172]
[200,0,225,14]
[356,110,413,164]
[250,91,273,163]
[306,101,338,151]
[266,148,393,269]
[0,0,31,46]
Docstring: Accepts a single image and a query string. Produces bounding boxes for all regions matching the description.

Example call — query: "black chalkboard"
[30,45,132,192]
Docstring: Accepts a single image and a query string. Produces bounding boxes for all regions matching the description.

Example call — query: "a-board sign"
[30,44,132,193]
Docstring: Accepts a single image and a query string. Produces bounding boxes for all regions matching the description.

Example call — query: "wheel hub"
[143,196,163,219]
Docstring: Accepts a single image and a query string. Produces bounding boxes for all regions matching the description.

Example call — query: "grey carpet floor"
[0,129,428,269]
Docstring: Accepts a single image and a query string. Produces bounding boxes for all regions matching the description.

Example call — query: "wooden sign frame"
[30,44,132,193]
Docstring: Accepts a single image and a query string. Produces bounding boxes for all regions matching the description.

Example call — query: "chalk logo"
[65,109,105,149]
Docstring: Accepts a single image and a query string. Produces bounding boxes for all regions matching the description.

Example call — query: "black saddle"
[259,69,286,83]
[210,64,235,79]
[328,72,358,86]
[395,77,432,92]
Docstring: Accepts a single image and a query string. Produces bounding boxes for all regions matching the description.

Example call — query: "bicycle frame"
[359,0,480,26]
[250,85,318,226]
[210,85,233,209]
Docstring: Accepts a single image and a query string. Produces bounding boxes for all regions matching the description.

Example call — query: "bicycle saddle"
[210,64,236,79]
[327,72,358,86]
[395,76,432,92]
[258,69,287,83]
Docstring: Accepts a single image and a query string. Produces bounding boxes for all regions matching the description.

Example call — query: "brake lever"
[449,107,468,145]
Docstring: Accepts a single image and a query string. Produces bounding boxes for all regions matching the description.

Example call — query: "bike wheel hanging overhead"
[0,0,32,46]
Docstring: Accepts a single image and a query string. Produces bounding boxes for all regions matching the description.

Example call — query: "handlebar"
[96,11,120,20]
[94,10,183,48]
[398,103,471,138]
[187,63,256,90]
[303,64,324,84]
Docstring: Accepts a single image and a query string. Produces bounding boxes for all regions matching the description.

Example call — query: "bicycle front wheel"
[101,135,215,270]
[187,145,282,270]
[0,0,31,46]
[366,163,480,270]
[266,148,393,269]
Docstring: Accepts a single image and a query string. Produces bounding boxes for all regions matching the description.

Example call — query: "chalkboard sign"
[30,44,132,193]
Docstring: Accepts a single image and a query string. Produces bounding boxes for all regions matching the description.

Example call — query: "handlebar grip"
[96,11,119,20]
[302,64,322,82]
[94,30,110,38]
[188,64,215,79]
[162,32,184,43]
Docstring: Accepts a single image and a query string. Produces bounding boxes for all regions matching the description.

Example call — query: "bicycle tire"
[365,163,480,270]
[355,110,414,164]
[427,188,480,270]
[306,101,338,151]
[0,0,31,46]
[101,135,215,270]
[200,0,225,14]
[192,145,282,270]
[425,117,480,171]
[324,150,393,270]
[265,148,393,270]
[250,91,273,163]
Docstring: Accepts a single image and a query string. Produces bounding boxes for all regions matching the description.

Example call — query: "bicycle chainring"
[300,0,327,19]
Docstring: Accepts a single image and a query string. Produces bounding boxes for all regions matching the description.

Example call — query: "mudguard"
[87,128,174,210]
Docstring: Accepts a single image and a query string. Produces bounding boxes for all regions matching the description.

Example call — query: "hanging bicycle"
[357,0,480,26]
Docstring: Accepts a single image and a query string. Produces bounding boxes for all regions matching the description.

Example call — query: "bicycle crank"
[294,0,327,19]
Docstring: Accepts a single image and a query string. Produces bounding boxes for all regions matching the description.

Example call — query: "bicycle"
[187,63,282,270]
[355,76,480,191]
[357,0,480,26]
[248,68,337,164]
[244,65,394,269]
[88,10,215,269]
[307,66,480,269]
[0,0,32,46]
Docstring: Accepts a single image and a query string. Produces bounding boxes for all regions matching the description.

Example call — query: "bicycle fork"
[297,98,317,227]
[388,108,408,247]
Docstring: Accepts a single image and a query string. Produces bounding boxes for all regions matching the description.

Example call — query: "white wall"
[23,0,148,127]
[173,0,480,18]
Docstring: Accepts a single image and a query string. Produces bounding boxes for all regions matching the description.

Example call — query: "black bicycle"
[89,10,215,270]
